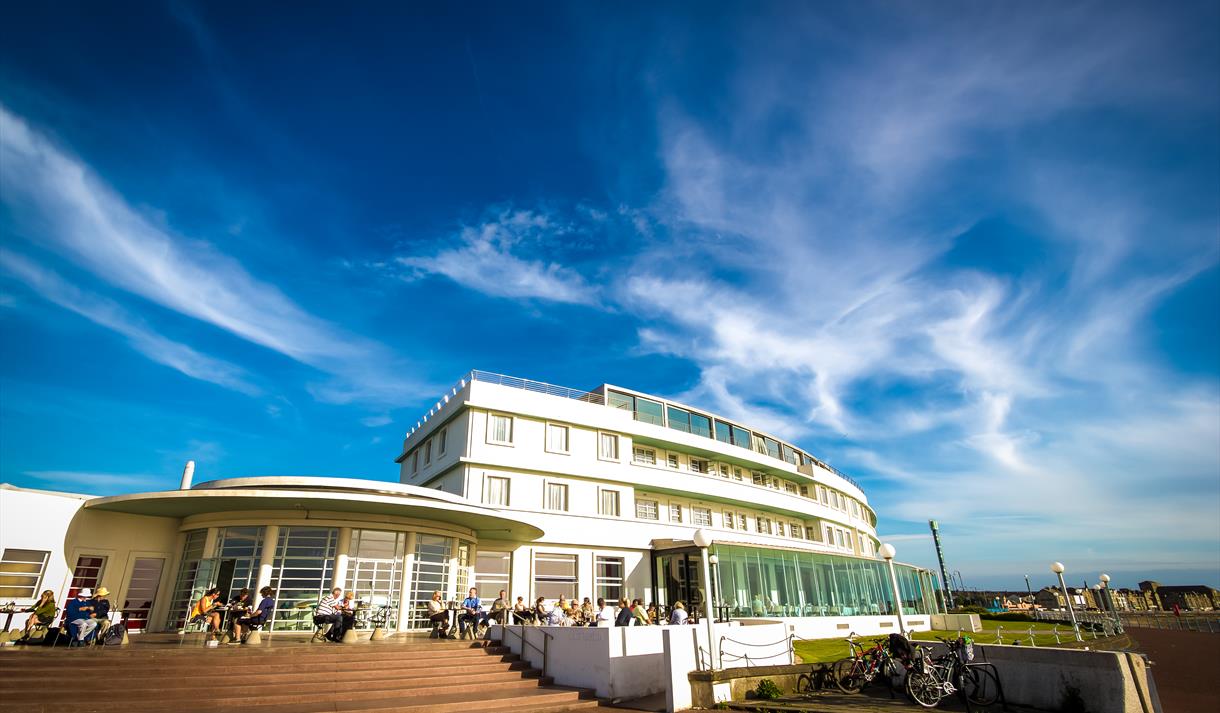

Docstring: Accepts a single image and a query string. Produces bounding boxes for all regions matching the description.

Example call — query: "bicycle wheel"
[904,670,944,708]
[796,673,813,694]
[833,657,865,694]
[961,666,1000,706]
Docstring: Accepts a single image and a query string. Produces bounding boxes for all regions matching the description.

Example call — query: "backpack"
[888,633,913,662]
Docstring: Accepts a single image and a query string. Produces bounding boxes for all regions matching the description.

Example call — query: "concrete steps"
[0,638,598,713]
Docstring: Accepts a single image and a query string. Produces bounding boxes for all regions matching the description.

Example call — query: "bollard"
[370,627,386,641]
[1028,626,1036,647]
[120,628,131,645]
[996,625,1004,644]
[245,630,262,645]
[1053,625,1061,644]
[341,627,359,643]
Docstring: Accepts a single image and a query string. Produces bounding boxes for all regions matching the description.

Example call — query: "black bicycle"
[904,636,1001,709]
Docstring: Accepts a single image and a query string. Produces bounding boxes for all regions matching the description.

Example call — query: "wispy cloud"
[397,209,599,305]
[0,104,425,407]
[25,470,170,494]
[0,249,261,395]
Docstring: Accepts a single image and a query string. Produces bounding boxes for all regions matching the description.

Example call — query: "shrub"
[753,679,783,700]
[951,605,990,614]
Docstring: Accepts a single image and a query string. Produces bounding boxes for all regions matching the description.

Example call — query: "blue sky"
[1,1,1217,591]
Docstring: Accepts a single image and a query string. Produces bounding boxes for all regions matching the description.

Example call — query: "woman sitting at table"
[189,588,223,639]
[19,590,56,641]
[426,591,449,638]
[511,596,534,625]
[231,587,275,644]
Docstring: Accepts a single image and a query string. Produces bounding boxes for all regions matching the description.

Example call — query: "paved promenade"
[1129,626,1219,713]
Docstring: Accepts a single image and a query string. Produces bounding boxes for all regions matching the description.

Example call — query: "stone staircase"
[0,637,599,712]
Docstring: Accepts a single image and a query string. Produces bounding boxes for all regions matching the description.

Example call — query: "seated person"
[189,588,223,639]
[631,599,650,626]
[313,587,347,642]
[533,597,548,625]
[488,590,508,626]
[614,598,633,627]
[65,588,97,644]
[231,587,274,644]
[594,597,614,627]
[511,596,534,625]
[341,591,359,628]
[426,591,449,637]
[459,587,487,636]
[91,588,112,641]
[669,600,688,625]
[227,588,253,632]
[546,600,567,626]
[19,590,56,641]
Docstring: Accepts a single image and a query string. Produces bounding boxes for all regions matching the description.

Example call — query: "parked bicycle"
[904,635,1003,709]
[800,632,912,696]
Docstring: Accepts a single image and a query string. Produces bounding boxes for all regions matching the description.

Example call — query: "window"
[775,522,785,537]
[756,517,772,535]
[609,391,664,426]
[733,468,744,481]
[438,427,447,455]
[769,477,781,490]
[751,434,768,455]
[689,458,708,474]
[782,444,799,465]
[836,529,846,548]
[599,489,620,517]
[763,437,782,459]
[806,526,817,540]
[424,439,432,465]
[595,556,624,601]
[636,499,659,520]
[122,557,165,632]
[546,423,570,453]
[737,514,748,530]
[488,414,513,444]
[667,454,679,468]
[800,485,809,498]
[692,507,712,526]
[752,471,766,486]
[714,420,732,444]
[667,406,691,433]
[633,446,656,465]
[669,503,682,522]
[484,476,510,506]
[598,432,620,461]
[689,413,712,438]
[534,553,578,599]
[0,549,49,599]
[784,482,797,494]
[851,500,860,517]
[791,523,804,540]
[724,511,736,529]
[819,487,829,505]
[544,483,569,511]
[825,526,835,544]
[475,550,511,594]
[67,555,106,600]
[731,425,752,449]
[718,463,731,478]
[411,451,419,474]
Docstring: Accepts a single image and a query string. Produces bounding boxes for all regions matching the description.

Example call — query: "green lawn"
[794,622,1091,664]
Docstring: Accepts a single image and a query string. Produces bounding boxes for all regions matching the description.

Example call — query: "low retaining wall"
[925,642,1162,713]
[663,622,792,712]
[932,613,982,632]
[490,624,668,700]
[688,663,834,708]
[733,613,933,640]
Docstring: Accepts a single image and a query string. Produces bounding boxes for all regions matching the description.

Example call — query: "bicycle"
[905,636,1001,709]
[828,632,908,696]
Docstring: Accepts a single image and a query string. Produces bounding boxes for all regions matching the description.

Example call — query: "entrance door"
[122,558,164,632]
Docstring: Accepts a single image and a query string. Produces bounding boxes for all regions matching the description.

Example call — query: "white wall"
[663,622,792,712]
[0,485,90,629]
[733,613,934,641]
[493,624,670,700]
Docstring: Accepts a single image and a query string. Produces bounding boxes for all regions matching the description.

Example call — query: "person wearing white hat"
[65,588,98,645]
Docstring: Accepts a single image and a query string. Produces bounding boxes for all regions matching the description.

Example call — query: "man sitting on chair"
[65,588,97,645]
[314,588,348,642]
[231,587,275,645]
[458,587,486,637]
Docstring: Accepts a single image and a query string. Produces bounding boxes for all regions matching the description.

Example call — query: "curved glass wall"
[712,545,941,617]
[407,534,452,629]
[164,529,207,630]
[344,529,406,630]
[269,526,338,630]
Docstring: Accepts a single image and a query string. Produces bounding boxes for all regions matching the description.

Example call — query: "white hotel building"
[0,371,943,637]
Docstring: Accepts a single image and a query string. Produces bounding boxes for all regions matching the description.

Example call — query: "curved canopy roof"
[83,476,544,540]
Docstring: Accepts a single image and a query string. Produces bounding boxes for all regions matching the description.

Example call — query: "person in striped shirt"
[313,587,347,642]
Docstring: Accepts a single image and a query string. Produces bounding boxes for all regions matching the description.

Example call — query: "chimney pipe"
[180,460,195,490]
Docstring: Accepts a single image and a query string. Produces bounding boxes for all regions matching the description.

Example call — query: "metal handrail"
[499,624,555,679]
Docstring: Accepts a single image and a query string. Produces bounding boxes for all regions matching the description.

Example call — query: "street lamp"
[1099,573,1122,633]
[708,554,720,620]
[879,543,906,635]
[1051,562,1083,641]
[693,529,717,670]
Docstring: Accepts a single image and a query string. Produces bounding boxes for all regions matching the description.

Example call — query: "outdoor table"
[0,603,19,631]
[445,603,462,638]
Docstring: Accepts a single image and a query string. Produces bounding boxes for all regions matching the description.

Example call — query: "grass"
[793,622,1097,664]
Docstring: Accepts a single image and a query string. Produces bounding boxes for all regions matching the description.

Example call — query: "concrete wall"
[491,624,668,700]
[0,485,90,629]
[931,612,981,632]
[925,642,1161,713]
[663,622,792,712]
[734,613,933,640]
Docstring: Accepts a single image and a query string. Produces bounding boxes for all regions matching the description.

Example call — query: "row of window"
[630,445,871,525]
[474,550,626,602]
[608,390,840,471]
[406,425,449,476]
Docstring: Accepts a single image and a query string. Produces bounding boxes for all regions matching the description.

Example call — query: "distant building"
[1140,581,1220,611]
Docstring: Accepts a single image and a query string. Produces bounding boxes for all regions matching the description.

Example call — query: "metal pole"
[929,521,955,610]
[699,546,717,669]
[886,557,907,635]
[1057,572,1083,641]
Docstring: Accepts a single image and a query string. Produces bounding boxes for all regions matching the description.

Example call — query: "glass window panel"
[534,553,577,600]
[714,420,732,444]
[165,529,207,630]
[544,483,568,511]
[121,557,164,632]
[692,507,712,526]
[731,426,752,448]
[598,433,619,460]
[599,489,620,516]
[666,406,690,433]
[764,437,782,459]
[408,535,451,629]
[689,413,712,438]
[635,398,664,426]
[636,499,658,520]
[485,476,510,506]
[669,503,682,522]
[632,447,656,465]
[489,414,513,443]
[270,527,338,631]
[0,549,49,599]
[547,424,569,452]
[475,550,511,595]
[608,391,634,411]
[595,556,624,601]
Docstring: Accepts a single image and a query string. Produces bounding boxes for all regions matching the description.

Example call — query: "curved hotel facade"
[0,371,943,637]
